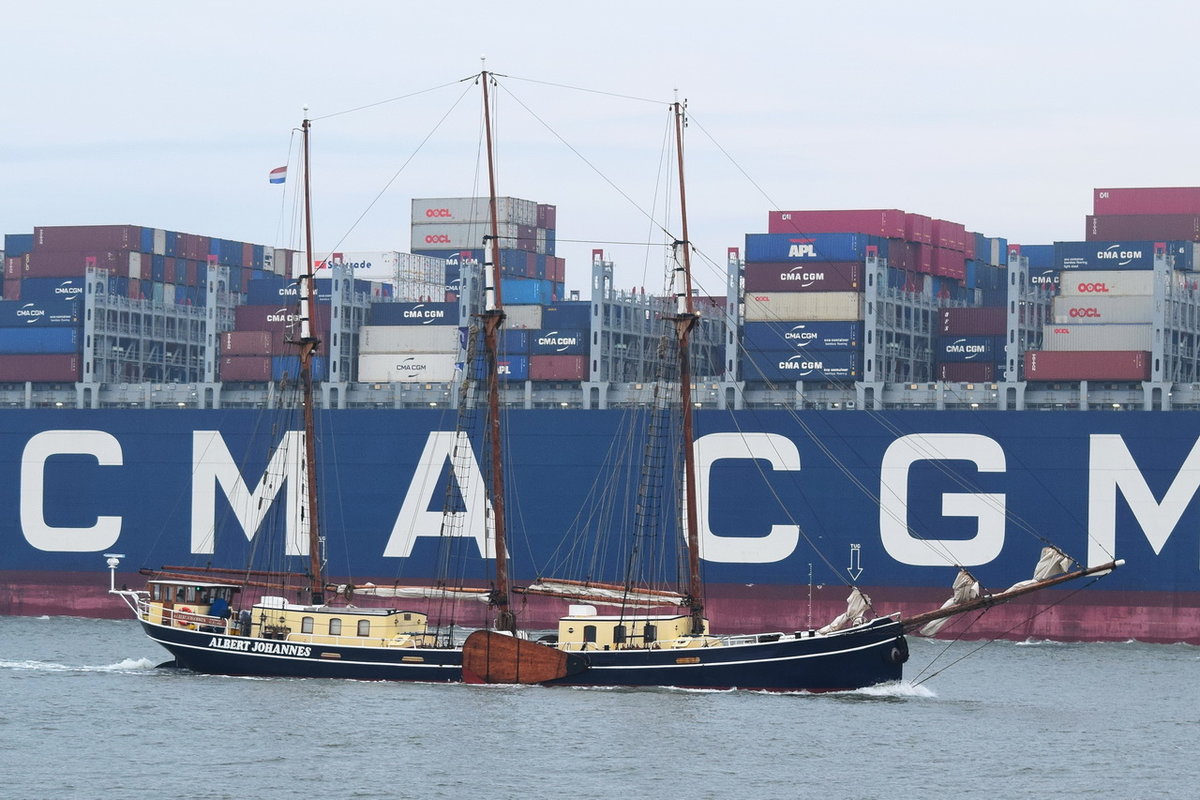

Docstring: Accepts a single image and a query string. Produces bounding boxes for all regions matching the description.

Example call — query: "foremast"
[299,111,325,606]
[669,100,705,636]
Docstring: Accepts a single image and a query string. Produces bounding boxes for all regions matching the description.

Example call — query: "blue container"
[1054,240,1192,271]
[247,278,299,305]
[139,227,154,253]
[741,349,861,381]
[541,302,591,329]
[530,329,587,356]
[1028,268,1060,290]
[1014,244,1054,269]
[545,229,556,255]
[151,255,166,282]
[502,329,530,353]
[271,356,327,382]
[0,299,80,327]
[742,321,862,352]
[744,232,885,263]
[4,233,34,258]
[19,277,85,302]
[253,244,265,269]
[0,326,81,354]
[165,230,178,257]
[412,248,530,270]
[370,301,457,326]
[469,353,529,381]
[501,278,555,305]
[936,335,1004,363]
[108,276,129,297]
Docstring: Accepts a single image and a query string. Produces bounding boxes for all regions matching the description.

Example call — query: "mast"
[300,111,325,606]
[480,69,515,633]
[671,99,704,635]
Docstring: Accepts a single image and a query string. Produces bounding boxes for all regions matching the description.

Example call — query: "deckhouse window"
[329,619,342,636]
[643,624,657,644]
[583,625,597,644]
[301,616,314,634]
[613,625,627,644]
[357,620,370,637]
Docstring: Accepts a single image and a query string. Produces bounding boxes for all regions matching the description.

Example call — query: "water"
[1,616,1195,799]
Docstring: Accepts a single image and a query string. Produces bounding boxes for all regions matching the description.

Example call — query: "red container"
[937,362,998,382]
[1093,187,1200,216]
[1085,214,1200,242]
[33,224,139,252]
[931,219,967,251]
[903,213,933,244]
[0,353,80,381]
[530,354,587,381]
[3,279,19,300]
[767,209,906,238]
[1024,350,1150,381]
[939,307,1006,335]
[964,231,977,260]
[234,304,331,342]
[26,250,130,278]
[930,247,966,279]
[220,330,276,357]
[219,356,272,381]
[911,243,933,273]
[744,261,862,292]
[536,204,557,229]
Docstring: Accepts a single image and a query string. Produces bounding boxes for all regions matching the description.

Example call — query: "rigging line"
[314,80,477,264]
[685,111,784,212]
[310,76,476,121]
[499,72,666,106]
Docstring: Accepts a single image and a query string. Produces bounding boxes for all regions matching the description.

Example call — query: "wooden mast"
[299,111,325,606]
[670,99,704,635]
[480,69,515,634]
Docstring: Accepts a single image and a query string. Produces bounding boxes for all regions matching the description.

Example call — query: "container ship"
[3,188,1198,644]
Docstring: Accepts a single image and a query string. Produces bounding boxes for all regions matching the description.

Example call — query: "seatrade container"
[530,329,587,355]
[1024,350,1150,381]
[1040,322,1153,351]
[369,301,457,326]
[742,321,862,351]
[1086,214,1200,243]
[936,335,1004,362]
[766,209,906,239]
[358,324,459,354]
[1093,187,1200,216]
[741,349,861,381]
[358,353,458,383]
[936,361,999,382]
[743,261,862,292]
[1054,240,1192,271]
[0,352,78,380]
[0,326,81,354]
[744,232,885,262]
[939,307,1006,335]
[743,292,863,322]
[0,299,80,326]
[1053,295,1156,324]
[19,277,85,302]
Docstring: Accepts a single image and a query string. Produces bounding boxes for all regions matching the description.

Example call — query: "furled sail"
[920,570,982,636]
[818,587,873,634]
[516,579,687,608]
[332,583,492,603]
[1007,546,1073,589]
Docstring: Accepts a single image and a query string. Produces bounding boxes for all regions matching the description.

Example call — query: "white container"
[410,222,522,253]
[1040,322,1153,351]
[128,252,142,281]
[1056,270,1160,297]
[743,291,863,322]
[358,352,458,383]
[1052,295,1157,324]
[505,304,544,329]
[359,325,459,354]
[411,197,538,226]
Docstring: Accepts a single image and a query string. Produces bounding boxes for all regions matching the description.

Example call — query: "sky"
[3,1,1198,299]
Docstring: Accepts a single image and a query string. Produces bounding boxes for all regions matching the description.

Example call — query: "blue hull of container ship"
[3,408,1197,642]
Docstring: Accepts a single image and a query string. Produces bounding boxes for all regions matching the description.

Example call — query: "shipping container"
[529,354,587,381]
[0,326,81,354]
[903,213,933,244]
[1040,323,1153,351]
[1052,295,1157,324]
[1085,214,1200,244]
[412,197,538,226]
[0,353,79,381]
[18,277,85,302]
[27,249,133,278]
[233,304,331,341]
[219,330,276,357]
[473,354,529,381]
[219,356,272,382]
[930,247,966,279]
[529,329,588,356]
[1056,270,1166,297]
[742,321,862,351]
[936,335,1004,363]
[936,362,999,382]
[505,305,543,329]
[358,325,460,354]
[501,278,558,305]
[4,233,33,257]
[501,329,530,353]
[1010,244,1055,269]
[369,301,457,326]
[741,349,861,382]
[743,291,863,322]
[1055,240,1192,271]
[271,356,328,383]
[3,279,19,300]
[939,307,1007,335]
[1024,349,1150,381]
[0,299,80,327]
[744,232,885,263]
[411,221,521,252]
[33,224,140,252]
[541,302,590,329]
[358,352,459,383]
[1093,187,1200,216]
[743,261,862,292]
[766,209,906,239]
[931,219,967,251]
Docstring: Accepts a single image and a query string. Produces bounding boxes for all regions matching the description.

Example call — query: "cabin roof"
[148,579,239,589]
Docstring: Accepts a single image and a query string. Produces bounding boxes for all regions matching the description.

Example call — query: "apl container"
[1024,349,1150,381]
[743,292,863,322]
[766,209,906,239]
[744,232,885,263]
[1040,323,1153,351]
[741,350,861,381]
[743,261,862,292]
[742,321,862,351]
[359,325,459,354]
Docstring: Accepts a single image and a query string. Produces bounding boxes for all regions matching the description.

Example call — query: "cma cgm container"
[529,329,587,356]
[0,299,80,326]
[742,321,862,352]
[1054,240,1193,271]
[19,277,85,302]
[358,353,458,383]
[358,325,459,354]
[743,261,862,292]
[936,335,1004,363]
[1024,350,1150,381]
[1052,295,1156,324]
[939,307,1006,335]
[1040,323,1153,351]
[742,350,861,381]
[1086,214,1200,243]
[766,209,906,239]
[744,232,885,263]
[1093,187,1200,216]
[370,301,457,326]
[743,292,863,322]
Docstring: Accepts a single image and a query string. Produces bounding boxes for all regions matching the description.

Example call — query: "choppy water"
[1,616,1195,799]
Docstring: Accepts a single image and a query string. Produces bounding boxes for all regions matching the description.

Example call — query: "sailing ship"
[108,71,1122,689]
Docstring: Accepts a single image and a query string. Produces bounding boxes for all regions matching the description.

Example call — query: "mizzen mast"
[299,110,325,606]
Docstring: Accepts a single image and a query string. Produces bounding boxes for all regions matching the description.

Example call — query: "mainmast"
[299,111,325,606]
[480,69,515,634]
[670,100,704,635]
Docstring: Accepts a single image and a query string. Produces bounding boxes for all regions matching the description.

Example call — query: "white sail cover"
[919,569,981,636]
[519,580,686,608]
[818,587,872,634]
[1001,546,1074,592]
[335,583,491,603]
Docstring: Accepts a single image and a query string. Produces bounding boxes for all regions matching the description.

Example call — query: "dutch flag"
[269,166,287,184]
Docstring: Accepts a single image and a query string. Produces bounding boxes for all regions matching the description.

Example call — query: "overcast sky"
[3,1,1197,297]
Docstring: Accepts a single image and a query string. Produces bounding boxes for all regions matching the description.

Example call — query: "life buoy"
[177,606,197,630]
[887,637,909,665]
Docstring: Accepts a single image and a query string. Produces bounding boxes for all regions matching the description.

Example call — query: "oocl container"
[1040,323,1153,351]
[1024,349,1150,381]
[1057,270,1162,297]
[1052,295,1157,324]
[412,197,538,226]
[743,291,863,322]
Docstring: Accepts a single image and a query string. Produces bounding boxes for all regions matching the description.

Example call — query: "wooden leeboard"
[462,630,587,684]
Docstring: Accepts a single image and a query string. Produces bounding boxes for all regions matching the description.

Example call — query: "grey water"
[1,616,1195,800]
